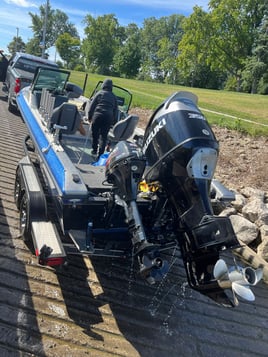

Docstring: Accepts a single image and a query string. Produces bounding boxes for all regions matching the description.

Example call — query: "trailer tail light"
[14,78,21,93]
[36,246,66,267]
[38,255,65,267]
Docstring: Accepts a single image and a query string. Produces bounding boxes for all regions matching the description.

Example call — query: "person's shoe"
[91,149,97,155]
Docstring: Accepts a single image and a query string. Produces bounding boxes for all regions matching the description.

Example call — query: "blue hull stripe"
[17,92,65,193]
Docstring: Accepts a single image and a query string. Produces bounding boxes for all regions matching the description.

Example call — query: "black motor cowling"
[143,91,219,227]
[143,91,218,163]
[106,141,146,201]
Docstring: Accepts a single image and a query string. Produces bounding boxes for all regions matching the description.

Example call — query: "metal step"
[31,221,66,266]
[68,229,129,258]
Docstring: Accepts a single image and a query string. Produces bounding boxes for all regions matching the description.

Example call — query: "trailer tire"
[20,194,31,242]
[7,95,12,111]
[14,170,23,209]
[7,92,15,113]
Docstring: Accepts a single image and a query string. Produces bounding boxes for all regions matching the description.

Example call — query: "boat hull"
[17,89,88,199]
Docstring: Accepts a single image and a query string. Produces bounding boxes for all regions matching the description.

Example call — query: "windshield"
[31,67,70,93]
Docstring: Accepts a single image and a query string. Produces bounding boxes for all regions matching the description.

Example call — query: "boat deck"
[61,128,112,193]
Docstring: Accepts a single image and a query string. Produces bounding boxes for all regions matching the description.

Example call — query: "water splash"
[149,282,178,316]
[148,246,178,316]
[160,281,189,335]
[127,247,135,296]
[162,321,173,336]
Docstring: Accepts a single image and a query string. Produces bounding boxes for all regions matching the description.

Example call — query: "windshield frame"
[31,67,70,93]
[90,80,132,114]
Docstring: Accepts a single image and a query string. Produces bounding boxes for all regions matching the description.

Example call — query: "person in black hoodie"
[88,79,118,157]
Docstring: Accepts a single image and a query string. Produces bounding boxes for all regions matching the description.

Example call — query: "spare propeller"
[213,259,263,306]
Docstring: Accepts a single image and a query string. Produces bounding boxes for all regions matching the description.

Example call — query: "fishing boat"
[15,66,262,307]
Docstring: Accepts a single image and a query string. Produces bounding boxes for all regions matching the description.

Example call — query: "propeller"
[213,259,263,306]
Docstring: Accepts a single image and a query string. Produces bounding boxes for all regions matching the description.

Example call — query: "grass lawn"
[69,70,268,136]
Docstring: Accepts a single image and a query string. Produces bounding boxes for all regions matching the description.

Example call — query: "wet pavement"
[0,87,268,357]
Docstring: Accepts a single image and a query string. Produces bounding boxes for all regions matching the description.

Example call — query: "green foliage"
[28,1,78,53]
[258,73,268,94]
[82,14,121,74]
[178,7,210,78]
[140,15,185,82]
[224,76,238,91]
[55,33,80,68]
[7,36,25,54]
[178,0,267,92]
[73,64,85,72]
[113,24,141,78]
[241,57,267,93]
[24,37,42,57]
[157,37,179,84]
[241,14,268,93]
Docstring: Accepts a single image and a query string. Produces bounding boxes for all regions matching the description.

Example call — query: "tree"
[113,23,141,78]
[140,15,184,82]
[25,38,42,57]
[7,36,25,54]
[207,0,266,91]
[178,7,211,86]
[82,14,122,74]
[178,1,267,92]
[28,0,79,55]
[242,14,268,93]
[157,15,184,84]
[56,33,80,68]
[157,36,183,84]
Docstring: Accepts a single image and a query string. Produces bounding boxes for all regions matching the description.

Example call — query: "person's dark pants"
[92,115,112,156]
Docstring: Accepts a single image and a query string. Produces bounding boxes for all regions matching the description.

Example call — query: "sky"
[0,0,209,57]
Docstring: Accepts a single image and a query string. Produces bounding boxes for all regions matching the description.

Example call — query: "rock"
[231,193,247,212]
[225,186,268,272]
[234,245,268,283]
[256,211,268,227]
[260,225,268,240]
[219,207,237,217]
[240,187,265,200]
[242,198,267,223]
[229,214,259,245]
[257,225,268,260]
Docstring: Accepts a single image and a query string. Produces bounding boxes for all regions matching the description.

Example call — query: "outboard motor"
[143,91,218,220]
[142,91,240,305]
[106,141,146,203]
[106,141,169,283]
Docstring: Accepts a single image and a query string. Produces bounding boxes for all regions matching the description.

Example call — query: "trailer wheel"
[7,92,16,113]
[14,171,22,209]
[20,194,31,242]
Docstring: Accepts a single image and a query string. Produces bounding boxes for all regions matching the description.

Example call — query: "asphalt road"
[0,87,268,357]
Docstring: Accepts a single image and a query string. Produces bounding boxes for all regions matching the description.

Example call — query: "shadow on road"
[0,192,45,355]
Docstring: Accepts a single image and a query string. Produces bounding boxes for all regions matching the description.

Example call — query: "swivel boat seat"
[50,102,81,136]
[109,114,139,142]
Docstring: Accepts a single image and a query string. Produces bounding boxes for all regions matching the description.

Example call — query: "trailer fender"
[15,156,47,228]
